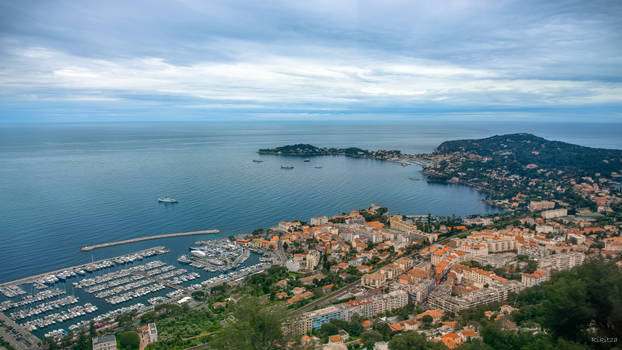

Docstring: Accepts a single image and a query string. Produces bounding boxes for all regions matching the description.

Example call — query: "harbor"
[0,247,169,290]
[177,238,251,272]
[0,241,270,341]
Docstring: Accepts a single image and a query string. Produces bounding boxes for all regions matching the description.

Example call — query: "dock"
[0,247,168,288]
[80,229,220,251]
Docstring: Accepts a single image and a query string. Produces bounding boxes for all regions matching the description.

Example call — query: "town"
[1,133,620,350]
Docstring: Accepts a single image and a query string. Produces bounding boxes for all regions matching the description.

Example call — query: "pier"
[80,229,220,251]
[0,247,168,289]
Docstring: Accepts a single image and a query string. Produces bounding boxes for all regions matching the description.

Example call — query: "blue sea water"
[1,120,621,285]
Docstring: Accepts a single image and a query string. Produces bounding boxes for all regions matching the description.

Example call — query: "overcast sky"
[1,0,621,122]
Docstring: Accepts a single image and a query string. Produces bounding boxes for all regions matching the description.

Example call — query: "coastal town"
[0,134,621,350]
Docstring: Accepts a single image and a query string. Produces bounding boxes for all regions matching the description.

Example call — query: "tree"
[360,330,383,348]
[73,329,91,350]
[118,331,140,349]
[210,296,288,350]
[116,310,137,330]
[89,320,97,338]
[421,315,433,326]
[192,290,205,301]
[140,311,156,324]
[512,258,622,346]
[373,321,391,340]
[44,337,60,350]
[320,322,339,336]
[388,331,445,350]
[349,316,363,336]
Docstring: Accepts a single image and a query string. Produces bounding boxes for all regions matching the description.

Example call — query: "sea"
[1,120,621,337]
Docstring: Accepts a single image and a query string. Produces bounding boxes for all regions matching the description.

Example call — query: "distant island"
[258,143,401,159]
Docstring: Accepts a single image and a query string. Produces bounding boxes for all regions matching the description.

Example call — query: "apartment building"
[428,281,522,313]
[521,270,548,287]
[361,272,387,289]
[529,200,555,211]
[310,216,329,226]
[541,208,568,219]
[289,290,408,335]
[537,252,584,272]
[92,335,117,350]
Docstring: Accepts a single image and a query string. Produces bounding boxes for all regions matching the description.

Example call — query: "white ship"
[158,197,178,203]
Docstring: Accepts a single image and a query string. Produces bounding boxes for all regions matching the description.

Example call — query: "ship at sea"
[280,164,294,169]
[303,159,310,162]
[252,159,264,163]
[157,197,178,203]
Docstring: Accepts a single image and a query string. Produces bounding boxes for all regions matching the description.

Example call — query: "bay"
[1,120,621,284]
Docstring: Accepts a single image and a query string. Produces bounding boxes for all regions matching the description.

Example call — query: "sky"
[1,0,621,122]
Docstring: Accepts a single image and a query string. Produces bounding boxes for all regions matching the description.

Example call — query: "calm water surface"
[1,120,621,284]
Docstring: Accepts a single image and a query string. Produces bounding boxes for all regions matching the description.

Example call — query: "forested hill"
[433,133,622,175]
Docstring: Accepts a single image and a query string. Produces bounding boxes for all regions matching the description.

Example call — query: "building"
[604,237,622,251]
[521,270,548,287]
[361,272,387,289]
[485,237,516,253]
[537,252,584,272]
[529,201,555,211]
[416,309,445,324]
[305,250,321,270]
[92,335,117,350]
[390,215,437,243]
[311,216,329,226]
[535,225,555,234]
[464,217,493,226]
[289,290,408,335]
[427,281,522,313]
[141,323,158,345]
[541,208,568,219]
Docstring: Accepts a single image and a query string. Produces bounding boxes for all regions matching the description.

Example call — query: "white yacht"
[158,197,178,203]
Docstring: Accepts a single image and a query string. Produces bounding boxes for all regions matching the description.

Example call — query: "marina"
[38,261,271,341]
[177,239,251,272]
[0,247,169,290]
[0,242,269,340]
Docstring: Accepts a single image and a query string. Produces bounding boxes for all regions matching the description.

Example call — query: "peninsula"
[261,134,622,211]
[258,143,402,159]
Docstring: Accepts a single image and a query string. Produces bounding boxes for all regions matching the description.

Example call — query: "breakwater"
[80,230,220,251]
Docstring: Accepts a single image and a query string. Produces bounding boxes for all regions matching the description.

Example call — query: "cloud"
[0,0,621,121]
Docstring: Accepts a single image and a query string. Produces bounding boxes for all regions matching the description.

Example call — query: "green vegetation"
[242,265,291,297]
[434,133,622,177]
[0,337,16,350]
[210,296,289,350]
[452,258,622,350]
[145,305,221,350]
[258,144,402,160]
[389,331,445,350]
[360,207,389,224]
[512,258,622,347]
[117,331,140,350]
[318,315,364,338]
[259,144,370,156]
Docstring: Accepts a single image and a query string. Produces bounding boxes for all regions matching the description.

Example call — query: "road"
[291,279,361,315]
[0,312,42,350]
